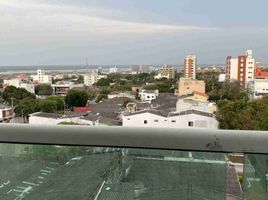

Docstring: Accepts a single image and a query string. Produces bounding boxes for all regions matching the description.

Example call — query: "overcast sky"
[1,0,268,66]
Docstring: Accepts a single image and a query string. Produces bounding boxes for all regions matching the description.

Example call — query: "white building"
[108,92,135,99]
[122,110,218,129]
[248,79,268,99]
[226,50,255,88]
[184,55,197,79]
[218,74,226,82]
[139,89,159,103]
[29,112,92,125]
[83,70,108,86]
[3,79,35,93]
[31,69,52,84]
[51,83,84,95]
[176,99,216,114]
[154,74,169,80]
[154,65,175,80]
[109,67,118,73]
[0,105,14,122]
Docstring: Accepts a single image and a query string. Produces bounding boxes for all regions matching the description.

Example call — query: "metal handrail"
[0,124,267,154]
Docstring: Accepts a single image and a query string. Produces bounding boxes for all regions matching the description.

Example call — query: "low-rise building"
[0,104,14,122]
[122,109,218,129]
[218,74,226,82]
[29,112,90,125]
[3,79,35,94]
[182,91,209,102]
[108,92,135,99]
[176,99,216,114]
[254,67,268,79]
[248,79,268,99]
[109,67,118,73]
[176,78,206,96]
[31,69,52,84]
[51,83,84,95]
[139,89,159,103]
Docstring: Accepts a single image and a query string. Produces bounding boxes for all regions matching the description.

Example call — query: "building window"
[188,121,194,127]
[171,120,176,123]
[127,118,130,120]
[154,120,159,122]
[144,120,148,124]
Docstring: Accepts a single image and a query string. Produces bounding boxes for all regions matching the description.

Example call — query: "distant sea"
[0,64,223,75]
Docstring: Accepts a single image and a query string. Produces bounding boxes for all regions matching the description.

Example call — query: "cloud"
[0,0,218,37]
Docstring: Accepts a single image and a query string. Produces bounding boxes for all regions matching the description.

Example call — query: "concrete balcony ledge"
[0,124,268,154]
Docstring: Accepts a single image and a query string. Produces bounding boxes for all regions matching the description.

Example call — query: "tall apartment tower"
[184,55,197,79]
[226,50,255,88]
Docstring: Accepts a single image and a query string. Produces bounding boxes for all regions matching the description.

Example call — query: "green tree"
[39,100,57,113]
[65,90,89,108]
[75,75,84,84]
[35,84,53,96]
[96,78,111,87]
[46,96,65,111]
[96,94,108,103]
[14,98,40,117]
[2,86,35,105]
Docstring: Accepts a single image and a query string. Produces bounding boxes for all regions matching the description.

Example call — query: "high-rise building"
[184,55,197,79]
[155,65,175,79]
[31,69,52,84]
[84,70,107,86]
[226,50,255,88]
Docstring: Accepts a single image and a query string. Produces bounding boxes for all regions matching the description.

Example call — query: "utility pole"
[10,97,15,108]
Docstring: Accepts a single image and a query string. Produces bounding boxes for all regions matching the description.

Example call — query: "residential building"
[155,65,175,79]
[51,83,84,95]
[3,79,35,93]
[248,79,268,99]
[139,89,159,103]
[184,55,197,79]
[109,66,118,73]
[218,74,226,82]
[83,70,107,86]
[0,104,14,122]
[226,50,255,88]
[182,91,209,102]
[31,69,52,84]
[29,112,90,125]
[108,92,135,99]
[254,67,268,79]
[176,78,206,96]
[122,109,218,129]
[139,65,150,73]
[176,99,216,114]
[154,74,169,80]
[131,65,150,74]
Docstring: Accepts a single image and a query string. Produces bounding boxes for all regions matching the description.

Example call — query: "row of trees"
[208,81,268,130]
[0,86,89,117]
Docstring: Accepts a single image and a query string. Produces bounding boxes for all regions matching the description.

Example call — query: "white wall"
[229,58,238,80]
[123,112,218,129]
[29,116,95,125]
[139,90,159,102]
[248,79,268,99]
[245,58,255,85]
[4,79,35,93]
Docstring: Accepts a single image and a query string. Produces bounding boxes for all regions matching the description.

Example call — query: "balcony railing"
[0,124,268,200]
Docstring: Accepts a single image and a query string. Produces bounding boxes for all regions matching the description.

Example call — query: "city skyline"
[1,0,268,66]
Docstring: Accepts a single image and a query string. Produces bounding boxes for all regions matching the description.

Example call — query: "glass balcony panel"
[0,143,227,200]
[243,154,268,200]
